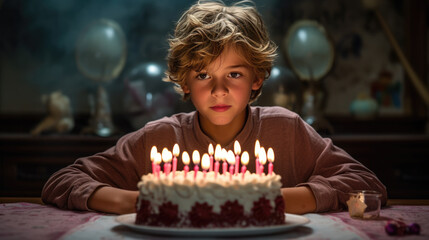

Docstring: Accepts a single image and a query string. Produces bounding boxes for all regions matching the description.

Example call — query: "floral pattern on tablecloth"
[325,205,429,239]
[0,202,100,240]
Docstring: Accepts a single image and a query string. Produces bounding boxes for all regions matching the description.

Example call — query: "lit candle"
[254,140,260,174]
[182,151,190,179]
[241,151,249,180]
[208,143,214,172]
[162,148,172,176]
[221,148,228,175]
[214,144,222,179]
[226,150,235,180]
[267,147,275,175]
[201,153,210,179]
[150,146,157,175]
[258,147,267,176]
[192,150,200,180]
[234,140,241,175]
[155,152,162,179]
[172,144,180,178]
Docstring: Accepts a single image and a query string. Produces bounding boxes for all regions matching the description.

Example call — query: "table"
[0,201,428,240]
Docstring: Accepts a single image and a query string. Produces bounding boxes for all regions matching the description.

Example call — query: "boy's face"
[183,45,263,129]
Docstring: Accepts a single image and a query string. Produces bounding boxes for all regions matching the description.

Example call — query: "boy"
[42,0,387,215]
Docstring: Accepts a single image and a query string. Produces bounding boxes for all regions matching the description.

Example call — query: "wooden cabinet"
[1,133,429,199]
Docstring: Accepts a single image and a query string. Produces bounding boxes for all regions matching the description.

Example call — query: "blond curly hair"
[164,0,277,102]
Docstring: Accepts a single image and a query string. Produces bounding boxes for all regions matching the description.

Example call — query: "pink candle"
[234,141,241,175]
[192,150,200,180]
[241,151,249,180]
[258,147,267,176]
[201,153,210,179]
[254,140,260,174]
[162,148,172,176]
[208,144,214,172]
[155,152,162,179]
[172,144,180,178]
[182,151,190,179]
[214,161,220,179]
[214,144,222,178]
[150,146,157,175]
[226,150,235,180]
[221,148,228,174]
[267,148,275,175]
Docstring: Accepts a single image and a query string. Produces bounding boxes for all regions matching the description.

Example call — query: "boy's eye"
[228,72,242,78]
[196,73,210,80]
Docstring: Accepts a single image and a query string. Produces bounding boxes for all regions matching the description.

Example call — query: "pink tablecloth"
[1,202,428,239]
[0,202,101,240]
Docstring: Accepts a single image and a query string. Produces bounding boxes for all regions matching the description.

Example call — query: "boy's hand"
[88,187,139,214]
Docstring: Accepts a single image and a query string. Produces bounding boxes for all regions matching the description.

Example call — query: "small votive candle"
[347,190,382,219]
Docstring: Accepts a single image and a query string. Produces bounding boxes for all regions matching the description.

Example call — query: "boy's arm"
[281,186,316,214]
[88,186,139,214]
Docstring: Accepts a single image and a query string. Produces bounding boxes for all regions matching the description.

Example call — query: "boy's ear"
[251,77,264,90]
[182,84,191,94]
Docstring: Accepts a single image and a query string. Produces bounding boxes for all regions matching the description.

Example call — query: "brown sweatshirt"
[42,106,387,212]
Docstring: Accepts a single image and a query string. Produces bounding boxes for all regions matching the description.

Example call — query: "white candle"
[241,151,249,180]
[208,143,214,172]
[172,144,180,178]
[201,153,210,179]
[182,151,190,179]
[267,147,275,175]
[258,147,267,176]
[234,140,241,175]
[192,150,200,180]
[150,146,157,175]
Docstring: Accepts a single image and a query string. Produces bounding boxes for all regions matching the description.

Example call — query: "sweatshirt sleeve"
[293,117,387,212]
[41,131,148,211]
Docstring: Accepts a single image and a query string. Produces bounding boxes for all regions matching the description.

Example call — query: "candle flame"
[221,148,227,162]
[155,152,162,165]
[254,140,260,157]
[150,146,157,162]
[226,150,235,165]
[182,151,190,165]
[267,147,275,163]
[208,143,214,155]
[259,147,267,165]
[214,144,222,161]
[162,148,172,163]
[173,144,180,157]
[241,151,249,165]
[234,140,241,155]
[201,153,210,170]
[192,150,200,165]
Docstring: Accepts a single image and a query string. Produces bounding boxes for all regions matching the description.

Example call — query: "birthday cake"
[135,170,285,228]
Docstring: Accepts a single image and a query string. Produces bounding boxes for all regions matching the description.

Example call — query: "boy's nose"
[211,78,228,97]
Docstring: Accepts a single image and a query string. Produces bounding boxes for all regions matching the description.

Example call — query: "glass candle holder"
[347,190,382,219]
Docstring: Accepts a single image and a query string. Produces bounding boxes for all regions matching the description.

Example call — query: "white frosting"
[137,170,282,214]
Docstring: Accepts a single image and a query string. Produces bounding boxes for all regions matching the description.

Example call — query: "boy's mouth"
[210,105,231,112]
